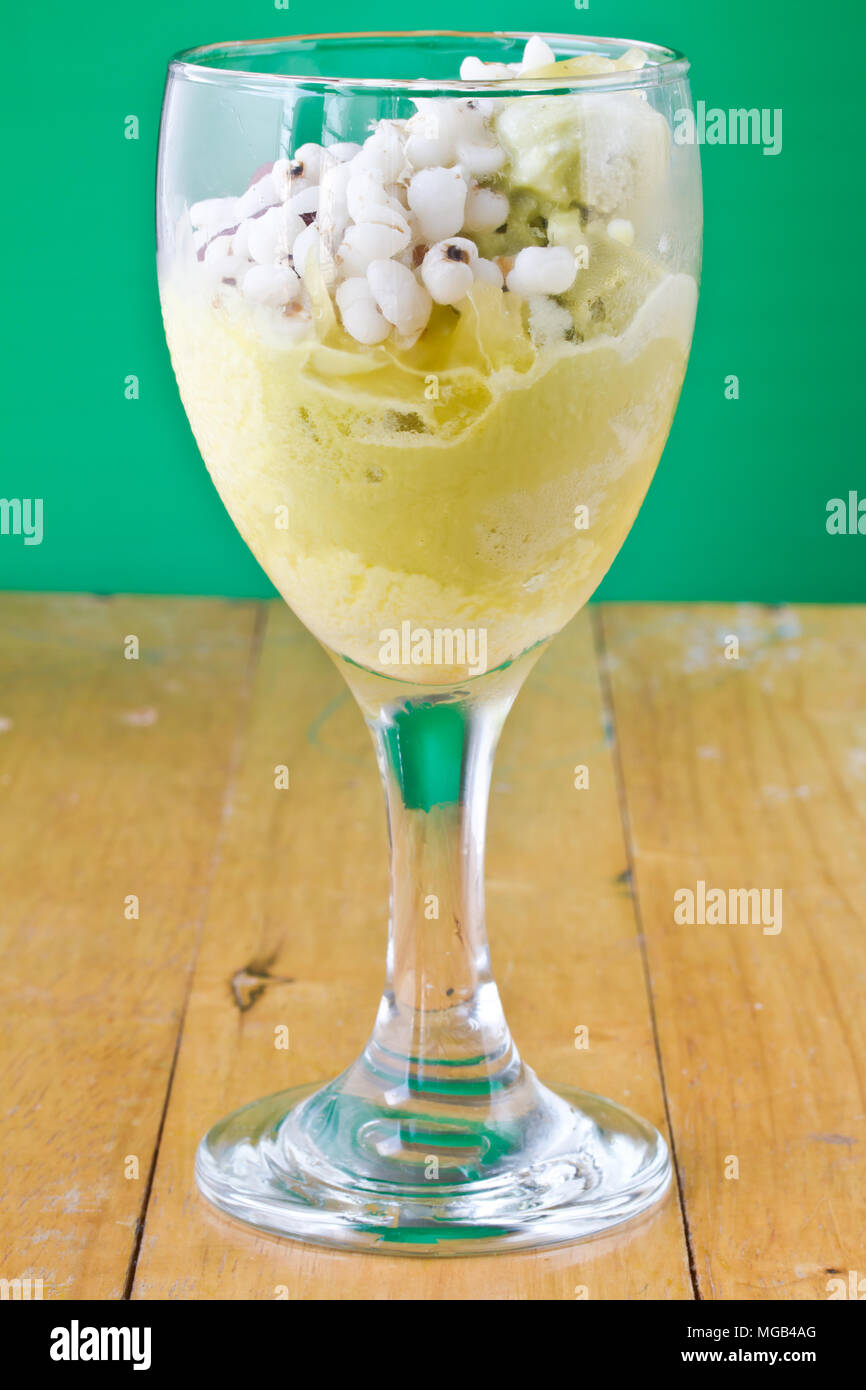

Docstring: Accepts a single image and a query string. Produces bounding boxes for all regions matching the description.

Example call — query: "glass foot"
[195,1074,671,1255]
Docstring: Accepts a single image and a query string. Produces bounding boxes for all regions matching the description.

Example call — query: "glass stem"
[346,659,541,1096]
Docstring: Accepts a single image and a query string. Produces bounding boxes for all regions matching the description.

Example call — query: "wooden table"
[1,594,863,1301]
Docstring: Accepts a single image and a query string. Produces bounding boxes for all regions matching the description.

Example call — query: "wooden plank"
[599,603,866,1300]
[0,593,260,1299]
[132,604,691,1300]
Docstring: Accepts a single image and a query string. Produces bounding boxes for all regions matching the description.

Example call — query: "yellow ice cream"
[162,263,694,683]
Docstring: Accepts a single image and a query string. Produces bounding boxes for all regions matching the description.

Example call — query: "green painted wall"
[1,1,863,600]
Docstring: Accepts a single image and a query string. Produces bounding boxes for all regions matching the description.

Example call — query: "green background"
[1,1,862,600]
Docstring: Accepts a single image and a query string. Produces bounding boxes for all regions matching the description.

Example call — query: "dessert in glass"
[157,31,701,1254]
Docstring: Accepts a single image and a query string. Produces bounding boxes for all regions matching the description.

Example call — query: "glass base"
[195,1075,671,1256]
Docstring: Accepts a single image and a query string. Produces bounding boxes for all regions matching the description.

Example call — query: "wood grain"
[600,603,866,1300]
[130,604,691,1300]
[0,594,260,1298]
[10,597,861,1300]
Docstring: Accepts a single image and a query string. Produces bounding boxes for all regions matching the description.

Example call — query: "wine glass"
[157,30,701,1254]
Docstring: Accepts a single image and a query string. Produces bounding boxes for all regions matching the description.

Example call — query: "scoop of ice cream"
[495,91,670,215]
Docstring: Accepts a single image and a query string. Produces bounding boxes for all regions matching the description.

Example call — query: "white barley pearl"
[336,277,391,344]
[318,162,352,239]
[405,101,460,168]
[607,218,635,247]
[230,220,255,259]
[349,203,411,250]
[366,259,432,336]
[407,167,468,242]
[466,96,495,120]
[289,184,319,218]
[409,100,460,138]
[429,235,478,264]
[294,143,325,183]
[340,299,391,345]
[459,57,513,80]
[506,246,578,296]
[422,255,474,305]
[378,205,412,239]
[456,140,506,178]
[238,177,280,219]
[362,204,411,239]
[203,233,234,265]
[335,248,363,279]
[298,229,338,289]
[327,141,362,163]
[202,236,237,282]
[291,224,322,280]
[271,158,311,203]
[459,57,487,80]
[336,277,371,309]
[242,263,302,307]
[463,186,509,233]
[520,36,556,73]
[189,196,240,236]
[353,122,406,182]
[455,98,494,133]
[319,161,352,201]
[474,257,504,288]
[421,238,477,305]
[405,131,451,170]
[248,205,305,264]
[345,169,381,219]
[339,220,410,272]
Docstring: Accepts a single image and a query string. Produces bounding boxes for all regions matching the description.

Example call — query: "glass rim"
[169,30,690,94]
